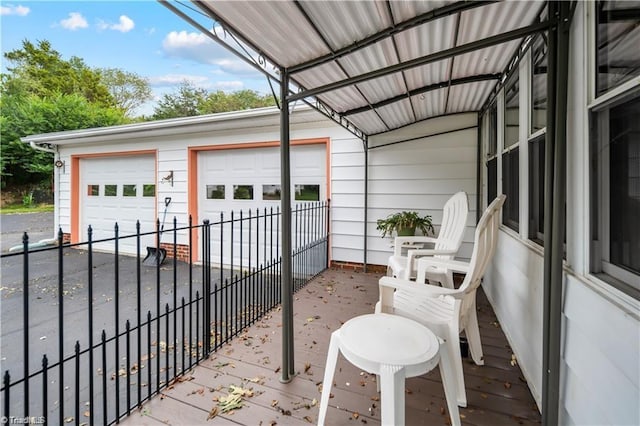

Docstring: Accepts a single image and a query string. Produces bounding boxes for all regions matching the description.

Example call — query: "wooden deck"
[121,268,541,425]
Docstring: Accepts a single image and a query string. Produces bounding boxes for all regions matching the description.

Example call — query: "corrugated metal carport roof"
[161,0,548,138]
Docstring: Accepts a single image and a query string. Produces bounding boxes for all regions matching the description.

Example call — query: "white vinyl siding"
[366,113,479,266]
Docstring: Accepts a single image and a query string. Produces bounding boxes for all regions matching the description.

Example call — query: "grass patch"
[0,204,54,214]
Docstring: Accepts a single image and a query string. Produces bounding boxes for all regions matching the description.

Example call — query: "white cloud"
[145,27,156,35]
[148,74,211,88]
[161,30,261,77]
[59,12,88,30]
[1,4,30,16]
[98,15,134,33]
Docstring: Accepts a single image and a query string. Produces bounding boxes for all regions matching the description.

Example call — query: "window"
[233,185,253,200]
[595,1,640,96]
[123,185,137,197]
[143,184,156,197]
[206,185,225,199]
[295,184,320,201]
[529,135,545,244]
[104,185,117,197]
[87,185,99,196]
[486,103,498,204]
[590,91,640,298]
[531,35,547,134]
[529,33,549,244]
[504,72,520,148]
[502,147,520,231]
[262,184,281,200]
[502,71,520,231]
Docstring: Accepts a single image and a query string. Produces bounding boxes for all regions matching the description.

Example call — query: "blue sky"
[0,1,273,116]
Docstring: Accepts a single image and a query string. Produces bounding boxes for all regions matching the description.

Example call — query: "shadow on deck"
[122,268,541,425]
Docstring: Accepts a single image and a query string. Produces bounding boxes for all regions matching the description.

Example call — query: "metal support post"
[543,2,570,425]
[363,138,369,272]
[280,68,294,382]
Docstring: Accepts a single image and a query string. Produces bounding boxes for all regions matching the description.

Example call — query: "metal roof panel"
[202,1,329,67]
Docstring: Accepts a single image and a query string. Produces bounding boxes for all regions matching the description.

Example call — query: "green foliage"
[98,67,153,117]
[1,39,128,188]
[1,93,125,185]
[3,40,114,107]
[152,82,208,120]
[22,191,34,207]
[376,211,434,238]
[152,81,275,119]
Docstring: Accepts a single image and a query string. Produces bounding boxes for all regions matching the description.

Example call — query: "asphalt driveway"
[1,211,55,253]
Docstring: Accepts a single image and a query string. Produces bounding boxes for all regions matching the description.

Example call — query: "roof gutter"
[29,141,57,153]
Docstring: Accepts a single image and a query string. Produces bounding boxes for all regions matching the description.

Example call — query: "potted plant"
[376,211,434,238]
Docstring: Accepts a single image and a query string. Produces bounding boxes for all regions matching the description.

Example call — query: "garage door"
[198,144,326,265]
[80,155,156,254]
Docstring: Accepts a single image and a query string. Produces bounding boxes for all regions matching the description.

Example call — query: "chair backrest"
[433,191,469,259]
[459,194,506,294]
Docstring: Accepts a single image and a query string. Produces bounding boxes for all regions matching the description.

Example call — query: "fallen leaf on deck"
[304,363,311,373]
[303,416,313,423]
[207,406,219,420]
[311,398,317,407]
[271,400,279,407]
[510,354,518,366]
[64,417,74,423]
[504,381,512,389]
[352,412,360,419]
[84,410,90,417]
[218,393,244,413]
[229,384,253,398]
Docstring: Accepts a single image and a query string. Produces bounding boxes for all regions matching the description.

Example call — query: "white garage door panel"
[198,144,326,265]
[80,156,156,254]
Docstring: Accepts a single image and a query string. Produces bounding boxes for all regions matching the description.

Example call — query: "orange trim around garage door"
[70,150,157,244]
[187,138,331,263]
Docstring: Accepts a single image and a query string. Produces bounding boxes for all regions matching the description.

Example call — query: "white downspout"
[29,141,60,244]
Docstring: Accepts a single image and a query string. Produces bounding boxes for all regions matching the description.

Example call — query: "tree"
[152,82,276,119]
[202,89,275,114]
[0,39,127,188]
[3,40,114,107]
[98,68,153,117]
[0,93,125,186]
[152,82,208,119]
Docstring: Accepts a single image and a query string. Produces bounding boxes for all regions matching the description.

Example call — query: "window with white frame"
[502,71,520,231]
[529,34,547,244]
[595,2,640,96]
[590,1,640,299]
[590,91,640,298]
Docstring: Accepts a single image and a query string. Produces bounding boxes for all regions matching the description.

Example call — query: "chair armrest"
[405,248,459,276]
[393,236,437,256]
[378,276,460,306]
[417,257,470,273]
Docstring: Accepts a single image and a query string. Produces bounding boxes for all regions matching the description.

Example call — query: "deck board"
[122,269,541,425]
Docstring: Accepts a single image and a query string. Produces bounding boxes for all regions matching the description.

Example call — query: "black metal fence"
[0,201,329,425]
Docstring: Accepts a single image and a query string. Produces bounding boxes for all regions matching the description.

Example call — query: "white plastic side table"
[317,313,460,426]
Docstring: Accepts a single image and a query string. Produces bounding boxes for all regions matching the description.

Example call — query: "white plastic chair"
[376,195,506,407]
[386,191,469,287]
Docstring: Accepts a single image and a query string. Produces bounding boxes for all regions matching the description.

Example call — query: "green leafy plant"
[376,211,434,238]
[22,191,34,207]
